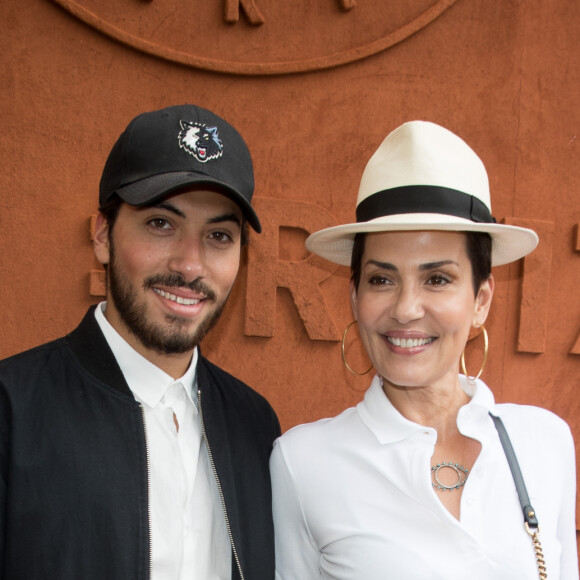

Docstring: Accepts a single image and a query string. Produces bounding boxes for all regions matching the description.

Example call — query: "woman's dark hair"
[465,231,493,292]
[350,231,492,295]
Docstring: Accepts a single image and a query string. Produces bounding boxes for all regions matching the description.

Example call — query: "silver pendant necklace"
[431,462,469,491]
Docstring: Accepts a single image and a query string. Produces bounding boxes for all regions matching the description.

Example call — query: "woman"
[270,121,578,579]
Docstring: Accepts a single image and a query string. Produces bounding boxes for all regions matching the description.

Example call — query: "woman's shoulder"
[275,405,361,451]
[494,402,573,443]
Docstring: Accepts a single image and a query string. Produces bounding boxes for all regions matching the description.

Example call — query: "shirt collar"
[94,301,198,408]
[456,374,497,435]
[357,374,497,445]
[458,374,496,412]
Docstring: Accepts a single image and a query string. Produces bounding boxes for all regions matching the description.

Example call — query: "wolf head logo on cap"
[178,121,224,163]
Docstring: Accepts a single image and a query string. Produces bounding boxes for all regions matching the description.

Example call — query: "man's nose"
[167,237,207,282]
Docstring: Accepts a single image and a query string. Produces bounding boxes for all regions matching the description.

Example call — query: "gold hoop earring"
[460,324,489,382]
[341,321,373,376]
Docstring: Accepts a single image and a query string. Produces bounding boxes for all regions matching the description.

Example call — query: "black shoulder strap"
[489,412,539,529]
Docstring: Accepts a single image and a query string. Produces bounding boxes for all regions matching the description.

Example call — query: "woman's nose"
[390,285,424,324]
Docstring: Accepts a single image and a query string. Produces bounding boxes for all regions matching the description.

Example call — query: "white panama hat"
[305,121,539,267]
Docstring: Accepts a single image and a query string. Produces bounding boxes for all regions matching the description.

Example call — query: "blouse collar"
[357,374,497,445]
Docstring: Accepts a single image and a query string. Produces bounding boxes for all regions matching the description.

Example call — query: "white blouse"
[271,376,578,580]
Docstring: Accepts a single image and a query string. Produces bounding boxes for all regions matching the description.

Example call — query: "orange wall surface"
[2,0,580,548]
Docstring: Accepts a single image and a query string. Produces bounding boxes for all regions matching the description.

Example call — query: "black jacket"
[0,307,280,579]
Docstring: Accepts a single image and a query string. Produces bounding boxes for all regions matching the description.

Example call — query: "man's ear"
[93,213,111,266]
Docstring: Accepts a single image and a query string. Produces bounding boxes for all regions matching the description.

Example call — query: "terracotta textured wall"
[2,0,579,545]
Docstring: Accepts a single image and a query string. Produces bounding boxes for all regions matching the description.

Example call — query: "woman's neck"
[381,375,471,438]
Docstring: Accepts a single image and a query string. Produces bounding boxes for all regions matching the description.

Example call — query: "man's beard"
[107,249,229,355]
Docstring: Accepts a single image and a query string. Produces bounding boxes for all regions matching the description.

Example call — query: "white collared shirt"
[95,302,231,580]
[271,375,578,580]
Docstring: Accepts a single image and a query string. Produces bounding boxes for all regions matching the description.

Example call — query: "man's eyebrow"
[144,201,186,219]
[207,213,242,227]
[141,202,241,227]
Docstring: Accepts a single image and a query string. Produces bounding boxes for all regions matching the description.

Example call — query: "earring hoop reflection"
[460,324,489,382]
[341,321,373,376]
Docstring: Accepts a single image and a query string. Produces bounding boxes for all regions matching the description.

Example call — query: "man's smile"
[152,288,202,306]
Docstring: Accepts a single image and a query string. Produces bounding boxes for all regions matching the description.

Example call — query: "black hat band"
[356,185,497,224]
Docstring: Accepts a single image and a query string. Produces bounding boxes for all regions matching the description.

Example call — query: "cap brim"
[114,171,262,233]
[305,213,539,267]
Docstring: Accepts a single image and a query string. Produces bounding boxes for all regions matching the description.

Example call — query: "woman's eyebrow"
[365,259,458,271]
[366,260,397,270]
[419,260,457,271]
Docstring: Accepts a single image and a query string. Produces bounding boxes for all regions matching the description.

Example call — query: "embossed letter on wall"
[569,224,580,355]
[505,218,554,354]
[245,198,340,341]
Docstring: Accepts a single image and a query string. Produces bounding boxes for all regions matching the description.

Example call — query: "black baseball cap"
[99,104,261,232]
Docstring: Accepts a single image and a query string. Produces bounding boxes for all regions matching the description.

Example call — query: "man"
[0,105,281,579]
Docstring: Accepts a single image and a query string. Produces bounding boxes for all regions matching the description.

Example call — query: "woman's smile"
[384,334,435,350]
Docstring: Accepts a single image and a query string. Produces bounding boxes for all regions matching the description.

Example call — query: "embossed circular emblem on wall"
[50,0,459,75]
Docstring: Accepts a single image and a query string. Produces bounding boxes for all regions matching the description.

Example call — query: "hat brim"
[305,213,539,267]
[113,171,262,233]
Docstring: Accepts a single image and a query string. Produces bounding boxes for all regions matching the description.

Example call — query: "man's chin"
[137,303,226,355]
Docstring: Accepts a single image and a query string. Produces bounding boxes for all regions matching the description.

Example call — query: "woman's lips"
[386,336,434,348]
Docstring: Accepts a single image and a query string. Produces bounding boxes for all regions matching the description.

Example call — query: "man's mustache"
[144,274,216,302]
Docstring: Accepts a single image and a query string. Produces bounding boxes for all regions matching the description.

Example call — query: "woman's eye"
[368,275,392,286]
[428,274,450,286]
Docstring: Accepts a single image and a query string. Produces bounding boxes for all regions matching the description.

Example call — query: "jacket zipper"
[197,389,245,580]
[140,404,153,580]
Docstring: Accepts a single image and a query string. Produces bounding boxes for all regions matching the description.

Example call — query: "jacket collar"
[65,306,134,398]
[67,306,211,402]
